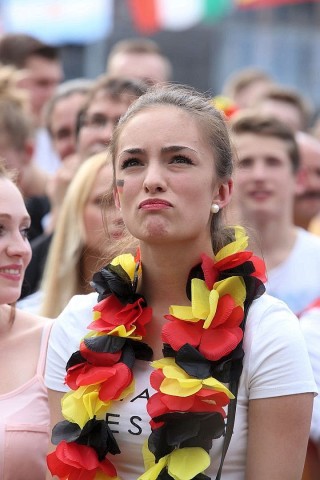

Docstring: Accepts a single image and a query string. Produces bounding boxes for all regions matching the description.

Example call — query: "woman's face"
[114,105,231,247]
[0,178,31,304]
[83,164,124,253]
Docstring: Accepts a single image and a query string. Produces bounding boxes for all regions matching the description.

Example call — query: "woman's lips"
[139,199,172,210]
[0,265,22,281]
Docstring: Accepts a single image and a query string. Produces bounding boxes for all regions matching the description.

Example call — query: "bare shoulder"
[14,308,52,337]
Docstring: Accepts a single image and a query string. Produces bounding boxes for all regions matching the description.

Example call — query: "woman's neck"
[0,304,14,333]
[138,240,213,307]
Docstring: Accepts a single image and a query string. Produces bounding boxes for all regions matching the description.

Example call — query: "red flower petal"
[200,327,243,361]
[99,363,133,401]
[76,365,122,387]
[150,369,165,391]
[215,251,252,271]
[212,296,244,329]
[251,255,267,283]
[99,456,118,477]
[47,441,100,479]
[90,296,152,337]
[65,363,86,390]
[80,342,121,366]
[162,320,202,351]
[147,392,168,418]
[200,254,219,289]
[211,295,235,328]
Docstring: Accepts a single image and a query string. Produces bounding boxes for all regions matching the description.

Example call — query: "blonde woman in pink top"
[0,160,51,480]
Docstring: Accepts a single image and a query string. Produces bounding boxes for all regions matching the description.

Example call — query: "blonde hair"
[0,155,17,181]
[40,151,112,318]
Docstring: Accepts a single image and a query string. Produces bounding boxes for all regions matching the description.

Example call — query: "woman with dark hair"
[45,85,315,480]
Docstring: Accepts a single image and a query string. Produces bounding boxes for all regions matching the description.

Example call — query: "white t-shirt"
[266,228,320,315]
[45,292,316,479]
[300,306,320,443]
[34,128,61,175]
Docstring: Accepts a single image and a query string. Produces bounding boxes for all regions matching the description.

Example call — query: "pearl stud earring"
[211,203,220,214]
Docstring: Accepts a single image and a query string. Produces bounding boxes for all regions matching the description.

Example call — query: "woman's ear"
[212,179,233,210]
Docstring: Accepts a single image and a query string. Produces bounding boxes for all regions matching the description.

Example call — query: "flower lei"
[47,227,266,480]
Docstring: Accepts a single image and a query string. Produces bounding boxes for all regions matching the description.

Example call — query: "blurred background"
[0,0,319,109]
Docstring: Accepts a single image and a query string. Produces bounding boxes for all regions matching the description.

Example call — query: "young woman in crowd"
[19,151,124,318]
[45,85,316,480]
[0,160,51,479]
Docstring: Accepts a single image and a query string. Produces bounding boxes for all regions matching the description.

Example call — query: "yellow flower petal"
[108,324,137,337]
[215,276,246,307]
[215,226,248,262]
[141,440,156,471]
[61,385,110,428]
[162,364,190,379]
[234,225,247,240]
[203,288,219,329]
[151,357,176,369]
[203,377,234,399]
[95,473,120,480]
[169,305,195,321]
[191,278,210,319]
[110,253,136,280]
[167,448,210,480]
[138,455,168,480]
[160,377,201,397]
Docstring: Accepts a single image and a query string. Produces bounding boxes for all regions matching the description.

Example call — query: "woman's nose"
[7,233,31,258]
[143,163,167,193]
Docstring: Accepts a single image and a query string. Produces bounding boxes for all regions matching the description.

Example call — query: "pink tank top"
[0,322,52,480]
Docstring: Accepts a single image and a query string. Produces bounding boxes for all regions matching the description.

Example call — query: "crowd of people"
[0,31,320,480]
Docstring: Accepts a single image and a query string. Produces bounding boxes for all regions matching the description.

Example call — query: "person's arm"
[300,308,320,445]
[246,393,313,479]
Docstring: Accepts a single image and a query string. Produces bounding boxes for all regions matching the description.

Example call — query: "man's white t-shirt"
[266,228,320,315]
[300,306,320,443]
[45,292,316,479]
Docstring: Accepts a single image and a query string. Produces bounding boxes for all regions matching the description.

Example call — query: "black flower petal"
[91,264,138,303]
[150,412,225,461]
[66,351,86,371]
[84,335,125,354]
[158,470,210,480]
[51,420,81,444]
[52,418,121,461]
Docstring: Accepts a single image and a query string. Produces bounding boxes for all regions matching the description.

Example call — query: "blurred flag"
[128,0,233,33]
[128,0,318,33]
[1,0,114,45]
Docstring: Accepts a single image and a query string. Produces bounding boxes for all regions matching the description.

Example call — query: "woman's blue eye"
[171,155,193,164]
[21,227,30,239]
[121,158,141,169]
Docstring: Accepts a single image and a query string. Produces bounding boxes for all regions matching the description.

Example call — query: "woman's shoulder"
[14,308,52,335]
